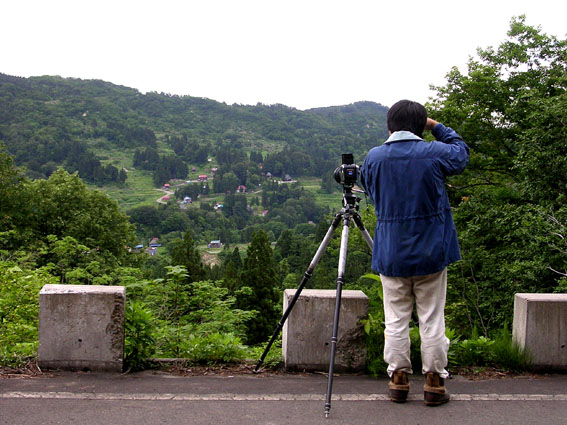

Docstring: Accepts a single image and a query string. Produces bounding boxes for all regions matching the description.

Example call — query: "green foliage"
[0,145,30,249]
[357,274,387,377]
[454,329,495,367]
[237,230,280,345]
[182,333,247,364]
[490,325,532,371]
[429,17,567,335]
[129,266,256,362]
[449,197,563,335]
[449,325,532,371]
[169,230,206,282]
[445,327,462,368]
[22,169,136,265]
[124,300,157,371]
[247,335,283,369]
[0,263,56,366]
[0,164,139,283]
[185,280,255,339]
[555,277,567,293]
[361,311,387,377]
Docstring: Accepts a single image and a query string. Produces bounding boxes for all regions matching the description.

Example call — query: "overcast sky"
[2,0,565,110]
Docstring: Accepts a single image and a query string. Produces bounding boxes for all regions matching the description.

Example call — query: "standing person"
[360,100,469,406]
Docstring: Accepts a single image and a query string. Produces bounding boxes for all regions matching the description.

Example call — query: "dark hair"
[387,100,427,137]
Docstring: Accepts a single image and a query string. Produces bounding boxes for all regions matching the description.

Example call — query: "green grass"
[94,168,163,210]
[301,177,343,211]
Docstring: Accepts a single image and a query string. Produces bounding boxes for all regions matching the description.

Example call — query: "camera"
[334,153,359,188]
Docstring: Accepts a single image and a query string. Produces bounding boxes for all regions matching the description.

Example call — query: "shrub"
[454,327,494,367]
[183,333,247,364]
[490,325,532,371]
[124,301,157,371]
[133,266,256,363]
[247,335,283,369]
[358,274,387,377]
[362,311,387,377]
[0,263,55,366]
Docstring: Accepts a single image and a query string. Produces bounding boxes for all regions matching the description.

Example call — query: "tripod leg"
[324,216,350,417]
[254,214,342,373]
[353,212,374,251]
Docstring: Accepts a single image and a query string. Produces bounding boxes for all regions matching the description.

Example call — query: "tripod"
[254,186,373,418]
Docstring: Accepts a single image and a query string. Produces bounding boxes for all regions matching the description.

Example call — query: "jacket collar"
[384,131,423,144]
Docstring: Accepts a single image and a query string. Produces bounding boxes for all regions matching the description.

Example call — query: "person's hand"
[425,118,439,131]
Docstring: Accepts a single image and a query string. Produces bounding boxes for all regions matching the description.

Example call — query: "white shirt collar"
[385,131,423,144]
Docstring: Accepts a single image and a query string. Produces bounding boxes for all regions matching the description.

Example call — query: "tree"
[169,229,206,283]
[25,169,136,264]
[127,205,162,229]
[237,230,280,345]
[429,16,567,206]
[228,247,243,270]
[0,144,31,249]
[428,16,567,335]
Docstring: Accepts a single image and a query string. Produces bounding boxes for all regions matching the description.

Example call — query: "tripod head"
[342,186,361,212]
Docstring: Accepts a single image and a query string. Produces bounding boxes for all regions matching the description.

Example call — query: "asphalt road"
[1,371,566,425]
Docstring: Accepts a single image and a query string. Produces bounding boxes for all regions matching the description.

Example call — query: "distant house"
[283,174,292,181]
[184,196,192,203]
[198,174,208,181]
[163,183,170,189]
[265,172,272,179]
[211,167,218,174]
[131,244,144,253]
[237,185,246,193]
[145,247,157,256]
[207,240,223,249]
[149,238,162,248]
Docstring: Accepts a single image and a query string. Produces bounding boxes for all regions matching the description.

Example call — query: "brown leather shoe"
[388,370,410,403]
[424,372,450,406]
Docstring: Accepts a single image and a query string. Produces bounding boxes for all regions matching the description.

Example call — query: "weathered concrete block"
[513,293,567,371]
[282,289,368,372]
[38,284,126,372]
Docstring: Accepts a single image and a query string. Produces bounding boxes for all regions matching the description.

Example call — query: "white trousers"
[380,268,450,378]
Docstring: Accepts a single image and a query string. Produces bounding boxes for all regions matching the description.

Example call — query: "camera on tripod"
[255,153,374,417]
[334,153,359,189]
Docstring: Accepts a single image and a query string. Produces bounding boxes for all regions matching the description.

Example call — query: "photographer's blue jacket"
[360,124,469,277]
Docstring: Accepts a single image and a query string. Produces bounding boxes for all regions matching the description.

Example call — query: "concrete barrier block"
[282,289,368,372]
[38,284,126,372]
[513,293,567,371]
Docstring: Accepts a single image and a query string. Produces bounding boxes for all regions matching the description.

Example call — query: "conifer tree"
[170,230,206,283]
[237,230,280,345]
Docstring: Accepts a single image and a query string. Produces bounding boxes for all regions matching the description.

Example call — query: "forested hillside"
[0,73,388,184]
